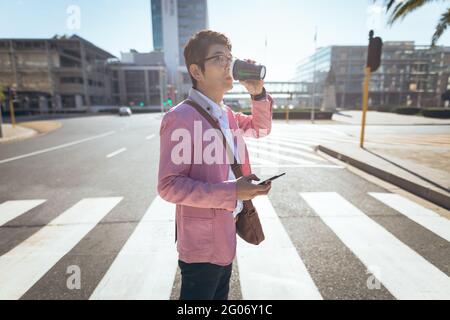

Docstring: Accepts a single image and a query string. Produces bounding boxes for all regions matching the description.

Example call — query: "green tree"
[0,85,5,104]
[379,0,449,46]
[0,85,5,113]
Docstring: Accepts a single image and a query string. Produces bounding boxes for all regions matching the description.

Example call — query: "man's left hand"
[239,59,264,96]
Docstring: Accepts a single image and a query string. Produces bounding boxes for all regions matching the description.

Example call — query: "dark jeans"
[178,260,232,300]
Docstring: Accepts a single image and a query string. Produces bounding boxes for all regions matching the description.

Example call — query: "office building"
[151,0,208,100]
[293,42,450,108]
[0,35,115,114]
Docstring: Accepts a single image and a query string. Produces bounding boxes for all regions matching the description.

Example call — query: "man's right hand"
[236,174,272,201]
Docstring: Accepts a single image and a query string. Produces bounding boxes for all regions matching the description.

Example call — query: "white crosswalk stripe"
[271,133,357,144]
[269,134,358,146]
[90,196,177,300]
[245,139,326,162]
[0,191,448,300]
[248,154,279,166]
[369,193,450,242]
[0,197,123,300]
[264,135,320,146]
[300,192,450,300]
[248,137,316,151]
[247,146,317,166]
[237,196,323,300]
[244,135,344,168]
[0,200,46,226]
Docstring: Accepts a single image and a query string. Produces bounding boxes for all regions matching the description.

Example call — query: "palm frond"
[374,0,449,46]
[386,0,437,25]
[432,7,450,46]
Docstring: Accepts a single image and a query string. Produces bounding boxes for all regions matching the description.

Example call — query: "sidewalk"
[316,136,450,210]
[333,110,450,125]
[0,121,61,144]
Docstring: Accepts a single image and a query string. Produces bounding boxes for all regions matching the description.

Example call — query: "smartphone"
[258,172,286,185]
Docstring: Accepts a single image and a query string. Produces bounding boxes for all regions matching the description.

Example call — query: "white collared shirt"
[190,88,244,218]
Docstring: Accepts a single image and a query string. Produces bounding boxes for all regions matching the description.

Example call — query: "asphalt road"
[0,114,449,300]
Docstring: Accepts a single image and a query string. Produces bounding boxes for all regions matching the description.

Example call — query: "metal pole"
[0,102,3,138]
[360,67,371,148]
[9,96,16,128]
[159,69,164,115]
[311,26,317,123]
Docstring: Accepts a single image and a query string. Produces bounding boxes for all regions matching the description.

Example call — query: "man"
[157,30,273,300]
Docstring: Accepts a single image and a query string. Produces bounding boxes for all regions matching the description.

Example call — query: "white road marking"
[0,197,123,300]
[237,196,323,300]
[247,146,317,166]
[300,192,450,300]
[264,135,320,146]
[248,137,315,152]
[146,134,156,140]
[369,193,450,242]
[304,137,358,144]
[252,164,345,168]
[0,131,116,164]
[248,154,279,166]
[318,127,349,136]
[90,196,177,300]
[271,134,357,144]
[106,148,127,158]
[245,139,326,162]
[0,200,47,226]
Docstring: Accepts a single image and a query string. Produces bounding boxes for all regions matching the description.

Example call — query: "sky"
[1,0,449,81]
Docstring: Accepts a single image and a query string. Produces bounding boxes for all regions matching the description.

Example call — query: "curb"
[18,120,62,134]
[316,145,450,211]
[0,121,61,144]
[0,125,38,144]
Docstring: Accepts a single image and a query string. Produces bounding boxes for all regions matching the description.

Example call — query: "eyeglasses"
[198,54,233,67]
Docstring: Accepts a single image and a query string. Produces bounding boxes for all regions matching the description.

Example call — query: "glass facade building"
[150,0,208,101]
[293,42,450,108]
[177,0,208,67]
[151,0,163,51]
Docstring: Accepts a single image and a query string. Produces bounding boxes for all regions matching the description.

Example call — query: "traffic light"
[139,101,145,107]
[367,30,383,72]
[361,31,383,149]
[167,85,176,106]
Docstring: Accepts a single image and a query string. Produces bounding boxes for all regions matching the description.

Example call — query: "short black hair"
[183,29,232,88]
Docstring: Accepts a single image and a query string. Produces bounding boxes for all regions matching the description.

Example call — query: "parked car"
[119,107,132,116]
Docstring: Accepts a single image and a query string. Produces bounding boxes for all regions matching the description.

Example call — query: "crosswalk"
[237,196,323,300]
[244,133,356,168]
[0,197,123,300]
[90,196,177,300]
[0,200,46,226]
[0,192,448,300]
[300,192,450,300]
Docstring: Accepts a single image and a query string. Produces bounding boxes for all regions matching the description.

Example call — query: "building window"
[61,95,76,108]
[60,77,83,84]
[125,70,145,93]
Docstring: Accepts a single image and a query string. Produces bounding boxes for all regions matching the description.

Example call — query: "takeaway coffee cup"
[230,58,266,81]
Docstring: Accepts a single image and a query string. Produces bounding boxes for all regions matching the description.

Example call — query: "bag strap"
[184,99,243,179]
[184,99,257,215]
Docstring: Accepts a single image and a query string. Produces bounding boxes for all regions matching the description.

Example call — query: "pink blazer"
[157,94,273,266]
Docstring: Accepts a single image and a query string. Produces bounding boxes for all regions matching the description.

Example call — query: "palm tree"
[379,0,449,46]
